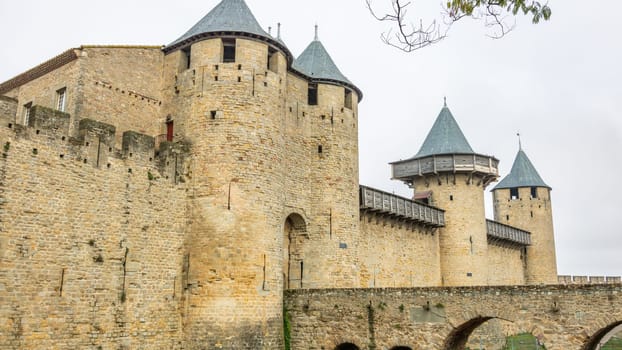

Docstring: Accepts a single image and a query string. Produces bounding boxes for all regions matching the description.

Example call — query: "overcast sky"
[1,0,620,277]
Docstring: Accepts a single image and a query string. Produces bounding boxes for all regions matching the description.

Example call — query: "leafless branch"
[366,0,549,52]
[366,0,449,52]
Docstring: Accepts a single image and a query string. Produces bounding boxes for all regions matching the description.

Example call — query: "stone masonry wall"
[285,284,622,350]
[494,186,558,284]
[415,173,489,286]
[358,213,442,288]
[0,121,187,349]
[78,46,164,145]
[0,96,17,120]
[486,243,525,285]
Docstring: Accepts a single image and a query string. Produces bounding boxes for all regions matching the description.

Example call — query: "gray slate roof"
[494,149,550,189]
[167,0,270,49]
[412,103,474,158]
[292,39,352,86]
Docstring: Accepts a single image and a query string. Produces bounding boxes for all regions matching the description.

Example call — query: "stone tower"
[391,101,499,286]
[492,145,558,284]
[158,0,362,347]
[291,28,362,289]
[161,0,291,348]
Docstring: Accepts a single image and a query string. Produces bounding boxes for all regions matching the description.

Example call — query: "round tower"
[290,27,363,289]
[492,145,557,284]
[161,0,292,348]
[391,100,499,286]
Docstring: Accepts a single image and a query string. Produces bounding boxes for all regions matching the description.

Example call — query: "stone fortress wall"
[0,1,618,348]
[0,104,187,349]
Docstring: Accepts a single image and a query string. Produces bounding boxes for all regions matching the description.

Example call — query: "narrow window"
[318,145,323,154]
[506,215,510,221]
[308,83,318,105]
[23,102,32,126]
[223,38,236,63]
[267,47,278,73]
[510,187,519,200]
[181,46,191,70]
[344,88,353,109]
[166,119,174,142]
[56,88,66,112]
[210,110,217,119]
[530,186,538,199]
[449,195,454,201]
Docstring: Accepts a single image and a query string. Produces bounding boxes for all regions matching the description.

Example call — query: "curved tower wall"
[307,82,360,288]
[493,186,558,284]
[163,36,289,348]
[414,173,489,286]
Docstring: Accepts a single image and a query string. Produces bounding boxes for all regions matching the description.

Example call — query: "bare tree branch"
[366,0,551,52]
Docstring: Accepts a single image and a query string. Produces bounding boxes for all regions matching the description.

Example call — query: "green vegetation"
[283,306,291,350]
[601,336,622,350]
[502,333,545,350]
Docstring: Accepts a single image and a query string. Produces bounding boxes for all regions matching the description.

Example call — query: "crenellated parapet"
[0,105,189,183]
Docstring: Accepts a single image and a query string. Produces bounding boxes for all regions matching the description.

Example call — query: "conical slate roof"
[166,0,271,50]
[494,148,550,190]
[413,102,474,158]
[293,39,352,85]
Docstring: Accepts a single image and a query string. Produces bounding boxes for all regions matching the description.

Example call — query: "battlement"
[0,104,188,183]
[558,275,622,284]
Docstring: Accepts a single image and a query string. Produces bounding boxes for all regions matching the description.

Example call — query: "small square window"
[530,187,538,199]
[510,187,519,200]
[56,88,66,112]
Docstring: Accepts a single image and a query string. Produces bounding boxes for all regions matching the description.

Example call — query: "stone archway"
[582,321,622,350]
[334,343,360,350]
[443,316,495,350]
[283,213,307,290]
[389,347,413,350]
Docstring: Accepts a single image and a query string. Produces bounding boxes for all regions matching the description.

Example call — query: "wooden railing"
[486,219,531,246]
[359,185,445,227]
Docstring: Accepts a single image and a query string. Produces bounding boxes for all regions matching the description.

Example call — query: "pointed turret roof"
[292,26,362,99]
[494,148,551,190]
[412,100,474,158]
[164,0,289,56]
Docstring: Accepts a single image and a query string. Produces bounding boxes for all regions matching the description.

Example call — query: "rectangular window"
[344,88,353,109]
[530,187,538,199]
[56,88,66,112]
[23,102,32,126]
[223,38,236,63]
[267,47,278,73]
[308,83,318,105]
[510,187,519,200]
[181,46,191,70]
[166,120,174,142]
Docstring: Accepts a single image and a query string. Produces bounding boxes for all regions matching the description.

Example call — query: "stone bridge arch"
[334,342,361,350]
[582,320,622,350]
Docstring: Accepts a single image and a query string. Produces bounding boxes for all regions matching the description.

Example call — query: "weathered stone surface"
[285,284,622,350]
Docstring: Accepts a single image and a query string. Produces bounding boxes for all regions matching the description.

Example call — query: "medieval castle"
[2,0,614,349]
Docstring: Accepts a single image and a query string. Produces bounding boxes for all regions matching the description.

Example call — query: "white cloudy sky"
[1,1,621,276]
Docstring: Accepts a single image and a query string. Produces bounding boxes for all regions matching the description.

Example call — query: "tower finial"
[443,96,447,107]
[268,26,272,36]
[314,24,319,41]
[277,22,282,39]
[517,132,522,150]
